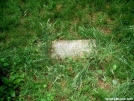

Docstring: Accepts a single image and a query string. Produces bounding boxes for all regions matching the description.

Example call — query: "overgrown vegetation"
[0,0,134,100]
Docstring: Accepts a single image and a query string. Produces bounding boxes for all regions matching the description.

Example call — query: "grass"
[0,0,134,101]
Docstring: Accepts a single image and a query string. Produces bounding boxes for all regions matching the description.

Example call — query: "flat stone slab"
[51,40,96,59]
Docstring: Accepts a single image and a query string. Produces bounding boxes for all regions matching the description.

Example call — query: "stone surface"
[51,40,96,59]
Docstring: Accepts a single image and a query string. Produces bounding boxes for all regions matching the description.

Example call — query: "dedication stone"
[51,40,96,59]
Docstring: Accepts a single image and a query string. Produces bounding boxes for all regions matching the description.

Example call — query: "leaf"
[0,86,6,96]
[14,78,24,84]
[112,64,117,71]
[43,84,47,88]
[0,58,5,62]
[0,86,6,91]
[97,70,103,75]
[7,97,11,101]
[20,73,25,78]
[9,76,16,82]
[110,69,114,75]
[41,99,47,101]
[3,62,9,67]
[112,79,118,85]
[102,76,107,82]
[2,77,9,84]
[9,89,15,97]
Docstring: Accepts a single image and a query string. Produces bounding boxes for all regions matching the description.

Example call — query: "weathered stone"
[51,40,96,59]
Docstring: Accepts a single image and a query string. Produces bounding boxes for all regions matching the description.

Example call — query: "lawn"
[0,0,134,101]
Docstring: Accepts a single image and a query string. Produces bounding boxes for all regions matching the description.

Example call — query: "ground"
[0,0,134,101]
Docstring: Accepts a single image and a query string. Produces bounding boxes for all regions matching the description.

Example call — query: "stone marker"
[51,40,96,59]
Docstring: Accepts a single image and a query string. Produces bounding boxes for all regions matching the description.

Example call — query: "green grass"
[0,0,134,101]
